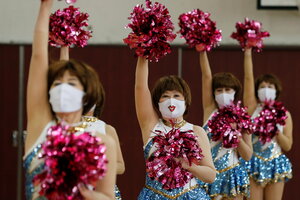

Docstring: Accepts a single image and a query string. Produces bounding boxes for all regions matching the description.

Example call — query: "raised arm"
[106,125,125,175]
[276,111,293,152]
[135,57,158,144]
[26,0,54,152]
[199,51,216,123]
[243,48,257,115]
[60,46,69,60]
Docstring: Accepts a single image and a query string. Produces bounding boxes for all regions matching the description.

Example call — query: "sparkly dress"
[83,116,122,200]
[202,111,249,199]
[242,105,292,186]
[138,120,210,200]
[24,119,116,200]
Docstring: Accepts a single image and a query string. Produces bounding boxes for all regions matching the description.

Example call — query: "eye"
[161,94,169,98]
[53,81,61,86]
[68,82,76,86]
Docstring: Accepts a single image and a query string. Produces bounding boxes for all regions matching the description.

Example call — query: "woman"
[24,0,116,199]
[135,57,216,200]
[199,51,253,200]
[243,48,292,200]
[60,45,125,200]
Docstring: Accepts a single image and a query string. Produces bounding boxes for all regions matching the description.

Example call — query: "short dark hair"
[48,59,105,115]
[151,75,191,116]
[212,72,242,101]
[255,74,282,100]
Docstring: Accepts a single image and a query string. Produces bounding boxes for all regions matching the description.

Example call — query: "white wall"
[1,0,300,45]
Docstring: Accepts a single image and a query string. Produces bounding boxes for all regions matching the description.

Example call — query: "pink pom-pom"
[231,18,270,52]
[57,0,77,5]
[178,9,222,52]
[208,101,253,148]
[146,127,204,190]
[33,123,108,200]
[49,6,92,48]
[123,0,176,62]
[253,100,287,144]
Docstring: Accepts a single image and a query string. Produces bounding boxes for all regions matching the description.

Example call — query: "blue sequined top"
[138,120,210,200]
[24,119,108,200]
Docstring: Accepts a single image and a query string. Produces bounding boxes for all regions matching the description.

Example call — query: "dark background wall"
[1,45,299,199]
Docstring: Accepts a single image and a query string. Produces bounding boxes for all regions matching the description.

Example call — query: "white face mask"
[215,92,235,108]
[258,88,276,102]
[158,98,186,119]
[49,83,85,113]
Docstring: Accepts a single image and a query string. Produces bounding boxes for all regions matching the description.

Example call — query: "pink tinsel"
[123,0,176,62]
[49,6,92,47]
[146,127,203,190]
[207,101,253,148]
[57,0,77,4]
[253,100,287,144]
[33,123,108,200]
[178,9,222,52]
[231,18,270,52]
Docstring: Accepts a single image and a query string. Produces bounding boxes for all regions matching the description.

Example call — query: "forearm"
[199,51,212,79]
[32,2,52,57]
[60,46,69,60]
[186,164,216,183]
[135,57,149,89]
[276,133,292,152]
[237,136,253,161]
[243,48,256,109]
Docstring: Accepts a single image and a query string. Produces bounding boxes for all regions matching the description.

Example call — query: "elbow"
[117,162,125,175]
[205,171,216,184]
[200,168,216,184]
[282,143,292,152]
[241,149,253,161]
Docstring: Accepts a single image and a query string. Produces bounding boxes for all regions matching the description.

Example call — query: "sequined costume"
[202,111,249,199]
[138,120,210,200]
[24,119,117,200]
[242,105,292,186]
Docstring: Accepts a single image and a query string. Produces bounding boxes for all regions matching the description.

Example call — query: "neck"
[56,110,83,124]
[162,116,185,128]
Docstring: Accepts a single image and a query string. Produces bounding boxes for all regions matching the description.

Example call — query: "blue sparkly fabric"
[115,185,122,199]
[203,123,249,199]
[138,138,210,200]
[24,144,47,200]
[241,135,292,186]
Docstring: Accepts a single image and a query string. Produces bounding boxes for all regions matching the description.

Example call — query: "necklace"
[162,119,187,128]
[67,122,89,133]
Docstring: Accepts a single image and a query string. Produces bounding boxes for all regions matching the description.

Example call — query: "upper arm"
[194,126,215,170]
[94,134,117,199]
[26,2,54,151]
[199,52,216,115]
[105,125,125,174]
[283,111,293,144]
[135,57,158,138]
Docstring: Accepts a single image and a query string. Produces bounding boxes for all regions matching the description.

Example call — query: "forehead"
[55,70,79,80]
[162,90,182,94]
[260,81,275,86]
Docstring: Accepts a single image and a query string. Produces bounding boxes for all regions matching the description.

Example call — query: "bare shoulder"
[98,134,116,148]
[105,124,116,134]
[193,125,208,138]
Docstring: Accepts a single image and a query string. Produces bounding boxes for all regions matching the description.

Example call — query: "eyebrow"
[68,77,79,81]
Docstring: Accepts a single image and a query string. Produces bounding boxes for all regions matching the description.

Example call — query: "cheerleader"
[243,48,292,200]
[136,57,216,200]
[24,0,116,199]
[199,51,253,200]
